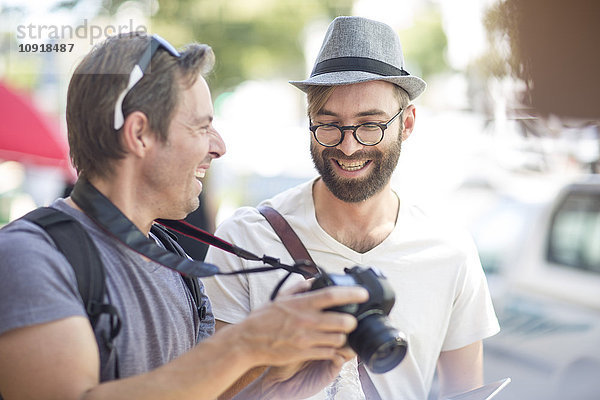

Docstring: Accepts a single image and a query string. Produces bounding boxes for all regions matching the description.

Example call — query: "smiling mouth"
[194,170,206,179]
[335,160,370,171]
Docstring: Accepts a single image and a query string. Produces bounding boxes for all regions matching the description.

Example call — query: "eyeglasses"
[309,109,403,147]
[113,34,180,130]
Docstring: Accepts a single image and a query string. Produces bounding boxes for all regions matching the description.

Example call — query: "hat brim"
[289,71,426,101]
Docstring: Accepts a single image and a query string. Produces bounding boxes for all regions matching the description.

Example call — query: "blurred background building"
[1,0,599,398]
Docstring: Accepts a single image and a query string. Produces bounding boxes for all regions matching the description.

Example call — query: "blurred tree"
[52,0,353,95]
[398,7,448,80]
[151,0,353,95]
[52,0,449,96]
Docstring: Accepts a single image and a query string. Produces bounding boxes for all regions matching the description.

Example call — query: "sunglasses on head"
[113,34,180,130]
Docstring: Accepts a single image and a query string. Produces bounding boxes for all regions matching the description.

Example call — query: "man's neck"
[312,178,399,253]
[67,176,155,236]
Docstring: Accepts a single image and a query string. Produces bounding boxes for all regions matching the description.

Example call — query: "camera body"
[310,266,408,373]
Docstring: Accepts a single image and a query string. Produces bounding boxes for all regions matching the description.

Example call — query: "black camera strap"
[155,218,320,280]
[70,178,314,280]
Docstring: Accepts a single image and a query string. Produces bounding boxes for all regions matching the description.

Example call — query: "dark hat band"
[310,56,409,78]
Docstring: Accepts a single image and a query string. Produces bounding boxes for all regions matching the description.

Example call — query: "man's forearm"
[232,366,300,400]
[0,285,366,400]
[437,341,484,398]
[82,328,257,400]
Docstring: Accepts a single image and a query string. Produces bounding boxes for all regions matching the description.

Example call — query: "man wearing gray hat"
[204,16,499,400]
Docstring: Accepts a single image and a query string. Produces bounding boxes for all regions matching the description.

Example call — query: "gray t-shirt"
[0,199,214,381]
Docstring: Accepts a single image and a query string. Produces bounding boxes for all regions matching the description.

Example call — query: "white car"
[475,175,600,399]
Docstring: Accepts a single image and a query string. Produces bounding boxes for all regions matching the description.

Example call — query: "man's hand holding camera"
[238,282,368,366]
[230,281,368,399]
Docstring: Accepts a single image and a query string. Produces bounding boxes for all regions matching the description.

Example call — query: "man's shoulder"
[399,201,477,251]
[214,179,314,239]
[1,200,94,241]
[217,206,263,229]
[220,180,314,224]
[0,201,98,269]
[0,204,92,339]
[259,179,315,216]
[0,209,54,245]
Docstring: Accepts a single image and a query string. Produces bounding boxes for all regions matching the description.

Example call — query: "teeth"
[337,160,367,171]
[195,170,205,178]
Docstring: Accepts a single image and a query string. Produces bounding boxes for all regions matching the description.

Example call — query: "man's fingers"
[285,346,340,363]
[296,331,347,349]
[240,285,368,367]
[314,311,357,333]
[293,345,355,366]
[295,285,369,310]
[276,279,312,297]
[335,346,355,362]
[331,346,356,368]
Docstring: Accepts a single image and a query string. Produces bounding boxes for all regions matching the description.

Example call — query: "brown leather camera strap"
[357,361,381,400]
[257,205,314,265]
[257,205,383,400]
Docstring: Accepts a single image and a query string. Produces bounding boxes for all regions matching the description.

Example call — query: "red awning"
[0,81,75,181]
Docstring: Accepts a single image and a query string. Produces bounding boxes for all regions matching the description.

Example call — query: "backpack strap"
[256,205,383,400]
[15,208,207,383]
[150,223,207,321]
[21,207,122,379]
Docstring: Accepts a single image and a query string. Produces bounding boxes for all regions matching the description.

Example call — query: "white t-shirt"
[204,178,499,400]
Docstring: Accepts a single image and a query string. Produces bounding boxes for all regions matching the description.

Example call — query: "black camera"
[310,266,408,373]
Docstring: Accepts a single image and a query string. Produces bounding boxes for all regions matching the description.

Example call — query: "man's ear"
[120,111,154,157]
[401,105,416,141]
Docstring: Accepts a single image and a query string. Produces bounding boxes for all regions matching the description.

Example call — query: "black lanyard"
[70,179,317,280]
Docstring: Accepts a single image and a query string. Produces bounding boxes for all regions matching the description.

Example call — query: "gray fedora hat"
[290,16,426,100]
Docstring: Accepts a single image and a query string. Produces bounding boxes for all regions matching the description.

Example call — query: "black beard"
[310,138,402,203]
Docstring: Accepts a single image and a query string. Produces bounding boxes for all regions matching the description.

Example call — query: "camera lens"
[348,314,408,374]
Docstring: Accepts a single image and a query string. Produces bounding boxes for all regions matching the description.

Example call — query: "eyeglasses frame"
[309,108,404,147]
[113,34,180,130]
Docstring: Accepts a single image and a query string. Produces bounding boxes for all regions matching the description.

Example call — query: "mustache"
[321,148,381,161]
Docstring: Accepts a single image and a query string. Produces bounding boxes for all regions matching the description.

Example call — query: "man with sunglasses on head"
[0,33,369,400]
[204,16,500,400]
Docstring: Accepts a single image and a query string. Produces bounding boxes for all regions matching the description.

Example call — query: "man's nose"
[337,128,363,156]
[209,128,226,159]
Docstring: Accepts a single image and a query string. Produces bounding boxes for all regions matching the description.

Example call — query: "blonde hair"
[306,83,410,120]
